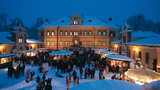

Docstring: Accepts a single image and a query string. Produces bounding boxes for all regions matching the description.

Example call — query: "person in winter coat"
[99,70,102,80]
[36,76,40,83]
[80,68,83,79]
[30,72,35,80]
[42,74,46,81]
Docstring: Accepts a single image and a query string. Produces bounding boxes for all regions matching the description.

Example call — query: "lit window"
[74,32,78,36]
[70,32,72,36]
[98,32,101,35]
[51,32,54,36]
[47,42,50,46]
[60,41,62,45]
[65,42,68,45]
[84,32,87,36]
[76,32,78,35]
[47,32,49,36]
[18,38,23,43]
[103,32,106,36]
[73,20,78,24]
[65,32,68,36]
[60,32,63,35]
[89,32,92,35]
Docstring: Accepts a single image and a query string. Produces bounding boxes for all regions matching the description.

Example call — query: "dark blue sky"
[0,0,160,27]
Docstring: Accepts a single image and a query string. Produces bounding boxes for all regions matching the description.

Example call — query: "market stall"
[23,50,38,57]
[49,50,73,60]
[0,53,15,68]
[106,54,133,71]
[125,69,160,85]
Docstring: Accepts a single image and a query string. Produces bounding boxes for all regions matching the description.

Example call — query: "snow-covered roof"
[92,48,106,51]
[26,39,43,44]
[23,50,38,53]
[132,31,160,38]
[112,40,121,44]
[38,16,119,29]
[100,50,117,55]
[106,54,133,61]
[127,37,160,46]
[0,32,14,44]
[50,50,73,56]
[0,53,16,58]
[70,80,142,90]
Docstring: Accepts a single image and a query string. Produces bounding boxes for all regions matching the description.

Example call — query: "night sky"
[0,0,160,26]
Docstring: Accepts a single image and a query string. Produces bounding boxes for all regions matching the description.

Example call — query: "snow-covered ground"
[0,65,139,90]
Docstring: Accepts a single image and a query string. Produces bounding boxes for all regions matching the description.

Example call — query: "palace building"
[39,14,119,50]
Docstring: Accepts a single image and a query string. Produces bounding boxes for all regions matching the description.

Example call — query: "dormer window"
[70,14,82,25]
[73,20,78,24]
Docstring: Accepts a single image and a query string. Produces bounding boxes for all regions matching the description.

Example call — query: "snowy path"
[0,65,117,90]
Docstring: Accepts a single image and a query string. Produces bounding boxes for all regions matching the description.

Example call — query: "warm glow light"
[114,44,118,48]
[133,47,139,52]
[31,44,36,49]
[0,45,4,50]
[0,58,8,64]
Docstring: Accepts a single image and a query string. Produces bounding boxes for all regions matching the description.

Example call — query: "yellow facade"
[44,26,112,50]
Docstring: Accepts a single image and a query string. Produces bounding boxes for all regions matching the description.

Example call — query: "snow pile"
[106,54,133,61]
[0,32,14,44]
[70,80,142,90]
[26,39,43,44]
[143,80,160,90]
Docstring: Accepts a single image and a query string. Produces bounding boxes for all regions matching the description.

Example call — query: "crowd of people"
[8,61,25,79]
[5,48,129,90]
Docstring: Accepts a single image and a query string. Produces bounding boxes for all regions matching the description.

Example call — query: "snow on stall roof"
[106,54,133,61]
[38,16,119,29]
[23,50,37,53]
[26,39,43,44]
[112,40,121,44]
[132,31,160,38]
[0,32,14,44]
[100,50,117,54]
[70,80,142,90]
[92,48,106,51]
[0,53,16,58]
[127,37,160,46]
[50,50,73,56]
